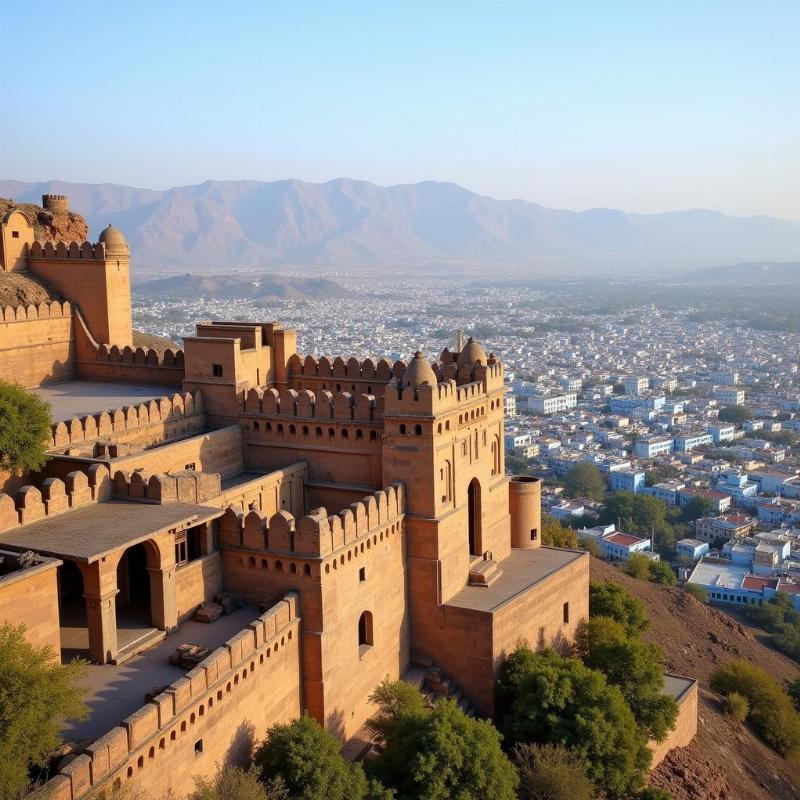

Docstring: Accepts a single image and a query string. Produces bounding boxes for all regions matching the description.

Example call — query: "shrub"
[683,584,708,603]
[723,692,749,722]
[366,678,427,744]
[513,742,594,800]
[0,624,88,800]
[188,766,288,800]
[541,514,579,549]
[0,380,52,474]
[253,714,373,800]
[710,660,800,760]
[496,647,650,797]
[648,560,677,586]
[564,462,606,501]
[370,697,517,800]
[625,553,651,580]
[589,580,650,636]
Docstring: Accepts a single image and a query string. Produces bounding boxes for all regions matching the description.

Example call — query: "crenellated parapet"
[0,300,72,323]
[242,387,381,422]
[95,343,185,370]
[112,469,222,505]
[0,465,112,531]
[32,594,301,800]
[287,354,405,383]
[219,482,405,560]
[27,239,109,260]
[48,391,202,451]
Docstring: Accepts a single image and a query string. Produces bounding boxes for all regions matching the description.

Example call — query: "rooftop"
[61,605,258,743]
[446,547,586,613]
[33,381,172,422]
[688,560,749,590]
[0,501,222,562]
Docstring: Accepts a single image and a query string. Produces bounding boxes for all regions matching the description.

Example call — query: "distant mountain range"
[133,273,350,301]
[2,178,799,272]
[690,260,800,284]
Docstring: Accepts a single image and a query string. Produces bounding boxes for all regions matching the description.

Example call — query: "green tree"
[683,583,708,603]
[718,405,753,424]
[370,698,518,800]
[496,647,651,797]
[710,660,800,760]
[680,495,713,523]
[613,382,626,395]
[0,381,52,474]
[513,742,594,800]
[788,678,800,712]
[254,714,374,800]
[366,678,428,743]
[648,560,677,586]
[600,492,668,534]
[574,617,678,741]
[625,553,651,580]
[0,624,88,800]
[541,514,579,549]
[589,581,650,637]
[188,766,288,800]
[564,462,606,501]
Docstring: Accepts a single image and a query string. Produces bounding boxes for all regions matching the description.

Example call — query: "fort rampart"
[35,594,302,800]
[0,301,74,387]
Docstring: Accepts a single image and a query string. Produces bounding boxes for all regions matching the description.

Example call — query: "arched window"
[468,478,482,557]
[358,611,373,655]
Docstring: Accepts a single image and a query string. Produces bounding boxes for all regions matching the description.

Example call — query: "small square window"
[184,462,196,471]
[212,364,223,377]
[563,602,570,624]
[194,739,203,755]
[530,528,538,541]
[359,567,366,582]
[11,230,20,239]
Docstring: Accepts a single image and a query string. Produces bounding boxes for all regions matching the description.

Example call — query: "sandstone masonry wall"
[36,594,302,800]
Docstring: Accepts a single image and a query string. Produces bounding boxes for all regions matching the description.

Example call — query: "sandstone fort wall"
[649,678,699,768]
[175,553,223,623]
[37,595,302,800]
[0,301,74,387]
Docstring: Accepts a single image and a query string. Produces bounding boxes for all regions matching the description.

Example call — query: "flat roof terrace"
[0,501,222,562]
[61,606,259,744]
[33,381,172,421]
[447,547,587,613]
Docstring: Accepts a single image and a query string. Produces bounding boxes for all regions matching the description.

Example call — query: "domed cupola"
[400,351,438,389]
[456,336,487,369]
[98,223,129,256]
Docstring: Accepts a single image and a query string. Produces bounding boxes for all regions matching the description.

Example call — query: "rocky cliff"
[0,197,88,243]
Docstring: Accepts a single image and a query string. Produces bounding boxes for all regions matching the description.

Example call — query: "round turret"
[98,223,129,255]
[400,351,437,389]
[456,336,488,368]
[42,194,68,212]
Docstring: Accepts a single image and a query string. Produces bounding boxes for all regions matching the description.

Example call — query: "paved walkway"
[63,607,258,744]
[34,381,171,421]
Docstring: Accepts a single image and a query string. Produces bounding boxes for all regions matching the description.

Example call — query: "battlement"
[0,465,112,531]
[111,469,222,505]
[34,594,301,800]
[41,194,69,212]
[49,390,202,451]
[27,239,109,261]
[219,482,405,560]
[243,387,381,422]
[0,300,71,323]
[94,343,185,370]
[288,353,405,383]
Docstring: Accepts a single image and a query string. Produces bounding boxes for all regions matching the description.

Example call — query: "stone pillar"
[78,558,121,665]
[148,565,178,633]
[83,590,118,664]
[509,476,542,549]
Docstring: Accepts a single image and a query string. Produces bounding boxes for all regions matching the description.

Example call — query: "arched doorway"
[468,478,482,557]
[58,560,89,660]
[116,542,154,645]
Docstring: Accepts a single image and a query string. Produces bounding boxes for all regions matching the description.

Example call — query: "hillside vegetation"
[591,558,800,800]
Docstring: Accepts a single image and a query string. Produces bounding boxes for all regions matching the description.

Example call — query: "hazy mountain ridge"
[2,178,799,271]
[133,272,350,301]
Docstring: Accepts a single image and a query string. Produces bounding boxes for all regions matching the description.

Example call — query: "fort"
[0,198,697,797]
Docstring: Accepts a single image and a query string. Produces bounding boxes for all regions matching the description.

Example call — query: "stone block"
[61,754,92,795]
[122,703,159,749]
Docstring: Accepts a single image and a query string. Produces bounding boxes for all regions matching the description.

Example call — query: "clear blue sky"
[2,0,797,218]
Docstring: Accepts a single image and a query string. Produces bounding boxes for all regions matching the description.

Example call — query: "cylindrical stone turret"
[42,194,69,212]
[509,476,542,549]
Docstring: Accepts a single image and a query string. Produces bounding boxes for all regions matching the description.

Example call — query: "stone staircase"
[468,554,502,587]
[407,656,478,717]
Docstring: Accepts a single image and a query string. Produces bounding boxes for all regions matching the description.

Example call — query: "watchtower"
[42,194,69,213]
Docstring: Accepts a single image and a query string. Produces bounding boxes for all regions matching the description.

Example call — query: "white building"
[634,437,674,459]
[714,387,746,406]
[625,377,649,395]
[528,392,578,414]
[504,394,517,417]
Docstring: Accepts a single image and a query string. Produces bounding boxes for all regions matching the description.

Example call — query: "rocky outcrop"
[0,197,88,244]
